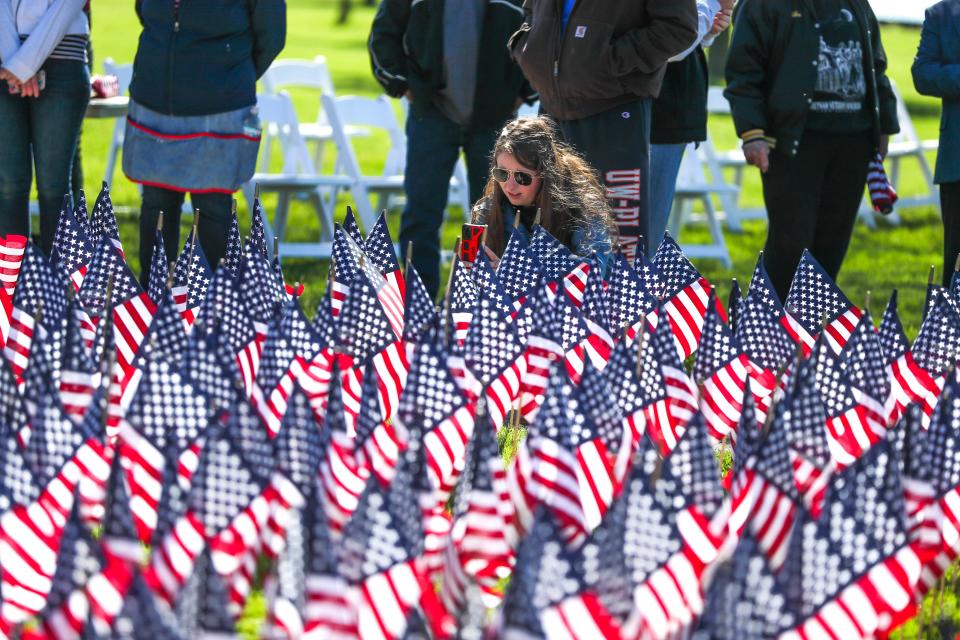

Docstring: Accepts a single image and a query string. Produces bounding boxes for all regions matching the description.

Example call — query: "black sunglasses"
[492,167,537,187]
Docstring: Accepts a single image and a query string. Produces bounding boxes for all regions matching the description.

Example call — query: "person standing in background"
[913,0,960,286]
[0,0,91,254]
[647,0,732,257]
[123,0,285,288]
[369,0,537,299]
[725,0,898,301]
[509,0,698,263]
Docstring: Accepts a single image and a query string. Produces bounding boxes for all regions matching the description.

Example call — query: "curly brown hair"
[472,116,616,256]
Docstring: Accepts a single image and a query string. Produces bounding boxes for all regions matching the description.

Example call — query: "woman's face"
[494,152,542,208]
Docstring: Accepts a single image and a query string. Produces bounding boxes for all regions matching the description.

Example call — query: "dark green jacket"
[368,0,537,127]
[131,0,286,116]
[724,0,899,157]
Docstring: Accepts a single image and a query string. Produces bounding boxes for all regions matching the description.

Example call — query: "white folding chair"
[244,92,351,258]
[101,58,133,188]
[260,56,370,172]
[668,143,735,267]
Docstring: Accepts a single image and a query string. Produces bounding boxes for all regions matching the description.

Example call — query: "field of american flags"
[6,180,960,638]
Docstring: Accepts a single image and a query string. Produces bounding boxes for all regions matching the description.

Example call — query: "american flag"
[462,291,525,428]
[4,243,69,383]
[337,433,437,640]
[601,335,651,482]
[342,206,365,247]
[345,230,404,339]
[839,310,891,428]
[0,233,26,299]
[397,336,474,503]
[693,292,749,442]
[245,195,269,259]
[447,256,479,345]
[516,286,566,420]
[695,529,796,639]
[633,249,666,299]
[779,437,920,638]
[912,288,960,378]
[59,298,100,421]
[145,230,169,305]
[640,314,699,456]
[529,227,578,285]
[240,250,285,330]
[783,250,862,355]
[566,258,614,379]
[118,356,211,544]
[224,209,245,278]
[51,198,93,292]
[441,407,515,616]
[401,264,438,349]
[353,364,402,488]
[329,225,360,318]
[729,404,802,572]
[653,233,712,359]
[497,228,543,310]
[173,548,239,636]
[317,359,369,536]
[727,277,743,335]
[108,570,183,638]
[471,250,513,319]
[779,352,834,518]
[364,211,405,305]
[606,252,658,341]
[736,257,794,421]
[171,233,213,329]
[336,270,408,430]
[138,288,188,371]
[89,182,124,255]
[814,335,885,468]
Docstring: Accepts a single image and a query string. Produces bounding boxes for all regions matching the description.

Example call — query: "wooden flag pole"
[405,241,414,276]
[929,264,937,287]
[533,208,542,227]
[864,290,871,316]
[156,210,164,233]
[728,278,739,333]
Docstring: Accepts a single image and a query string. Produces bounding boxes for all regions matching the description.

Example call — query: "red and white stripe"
[143,510,207,604]
[644,365,698,457]
[824,404,884,470]
[539,592,623,640]
[356,418,404,487]
[423,404,477,498]
[903,476,939,547]
[319,430,370,536]
[260,473,307,560]
[698,353,749,443]
[0,499,66,625]
[171,284,200,331]
[59,370,100,421]
[887,351,941,426]
[574,439,617,533]
[330,279,350,318]
[0,235,26,296]
[117,421,165,544]
[40,557,134,639]
[562,262,590,307]
[421,493,453,579]
[113,293,157,381]
[236,334,266,400]
[67,265,88,293]
[520,437,590,547]
[374,277,405,341]
[789,450,831,519]
[729,468,797,571]
[519,335,564,420]
[781,306,862,357]
[663,277,710,360]
[4,305,36,383]
[0,287,12,350]
[299,574,358,639]
[780,543,923,640]
[355,560,425,640]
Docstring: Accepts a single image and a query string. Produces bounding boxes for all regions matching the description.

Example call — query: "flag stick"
[929,264,937,287]
[533,208,542,227]
[254,182,261,201]
[156,210,164,233]
[864,290,871,316]
[404,241,414,276]
[274,237,280,262]
[635,319,648,380]
[442,237,461,337]
[728,278,739,333]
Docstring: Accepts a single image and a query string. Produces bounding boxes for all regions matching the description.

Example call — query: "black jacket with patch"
[368,0,537,127]
[724,0,899,156]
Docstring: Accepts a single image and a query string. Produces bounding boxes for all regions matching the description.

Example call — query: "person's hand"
[18,75,40,98]
[483,245,500,271]
[719,0,734,12]
[709,7,732,37]
[743,139,771,173]
[0,68,20,94]
[879,134,890,161]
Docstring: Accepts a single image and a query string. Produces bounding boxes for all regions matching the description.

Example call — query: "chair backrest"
[261,56,334,125]
[890,80,920,147]
[324,94,406,177]
[706,86,730,115]
[102,58,133,95]
[255,92,316,175]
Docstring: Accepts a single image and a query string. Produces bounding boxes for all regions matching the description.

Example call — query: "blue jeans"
[0,59,90,254]
[648,143,687,257]
[400,102,503,298]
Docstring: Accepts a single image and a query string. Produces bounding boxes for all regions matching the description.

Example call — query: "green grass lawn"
[78,4,957,637]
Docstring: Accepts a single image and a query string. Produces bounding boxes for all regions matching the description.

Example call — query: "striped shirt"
[20,32,87,64]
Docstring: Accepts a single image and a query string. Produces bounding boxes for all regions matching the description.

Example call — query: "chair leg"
[310,188,335,242]
[703,195,732,268]
[273,191,291,253]
[103,118,125,187]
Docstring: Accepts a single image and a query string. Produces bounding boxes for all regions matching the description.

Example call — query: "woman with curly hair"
[472,116,616,271]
